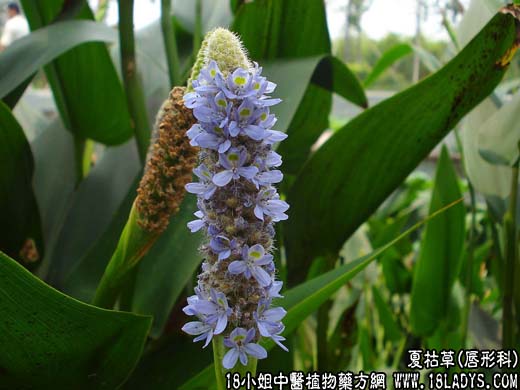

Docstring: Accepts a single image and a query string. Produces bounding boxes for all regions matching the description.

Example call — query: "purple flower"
[185,164,217,200]
[228,244,273,286]
[254,299,288,351]
[187,210,205,232]
[190,289,231,334]
[254,187,289,221]
[192,124,231,153]
[212,148,259,187]
[210,235,237,261]
[182,319,215,348]
[228,99,266,140]
[268,280,284,298]
[222,327,267,369]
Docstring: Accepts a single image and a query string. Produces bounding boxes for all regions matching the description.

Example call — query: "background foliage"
[0,0,519,388]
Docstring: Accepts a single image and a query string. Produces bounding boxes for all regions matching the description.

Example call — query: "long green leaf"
[178,199,462,389]
[364,43,413,87]
[0,102,43,267]
[0,20,117,100]
[0,251,151,388]
[285,8,519,285]
[20,1,132,145]
[410,146,465,336]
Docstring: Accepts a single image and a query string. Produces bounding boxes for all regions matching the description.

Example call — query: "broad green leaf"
[232,0,330,60]
[0,251,151,388]
[478,90,520,166]
[46,142,140,286]
[364,43,413,87]
[285,9,519,285]
[20,1,132,145]
[263,56,366,174]
[0,20,117,100]
[233,0,366,175]
[132,195,203,338]
[0,101,43,267]
[179,200,461,389]
[410,146,465,336]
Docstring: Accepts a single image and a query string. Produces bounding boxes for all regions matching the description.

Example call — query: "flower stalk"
[118,0,151,163]
[161,0,181,87]
[503,156,519,349]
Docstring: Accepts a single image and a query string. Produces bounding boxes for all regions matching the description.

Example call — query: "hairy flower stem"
[503,158,519,349]
[161,0,181,87]
[213,337,258,390]
[118,0,151,163]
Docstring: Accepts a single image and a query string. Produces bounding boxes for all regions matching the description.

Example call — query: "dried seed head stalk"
[135,86,198,233]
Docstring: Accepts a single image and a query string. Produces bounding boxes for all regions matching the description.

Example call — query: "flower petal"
[213,170,234,187]
[228,260,247,275]
[222,348,239,369]
[243,343,268,359]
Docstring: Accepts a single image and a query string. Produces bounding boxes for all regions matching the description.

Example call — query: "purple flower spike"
[182,41,289,364]
[223,327,267,369]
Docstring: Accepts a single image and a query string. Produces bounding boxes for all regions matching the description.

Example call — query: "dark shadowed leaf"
[284,9,518,285]
[0,251,151,389]
[0,102,43,267]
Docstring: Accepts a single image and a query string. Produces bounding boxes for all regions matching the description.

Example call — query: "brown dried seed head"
[19,238,40,264]
[135,86,198,233]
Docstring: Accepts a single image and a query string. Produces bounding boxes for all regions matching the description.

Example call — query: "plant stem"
[118,0,150,163]
[161,0,181,87]
[92,204,158,309]
[503,159,519,349]
[213,336,257,390]
[461,182,476,347]
[453,128,477,346]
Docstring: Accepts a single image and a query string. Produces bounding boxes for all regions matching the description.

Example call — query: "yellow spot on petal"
[228,153,239,161]
[250,251,261,258]
[240,108,251,117]
[217,99,227,107]
[235,76,246,85]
